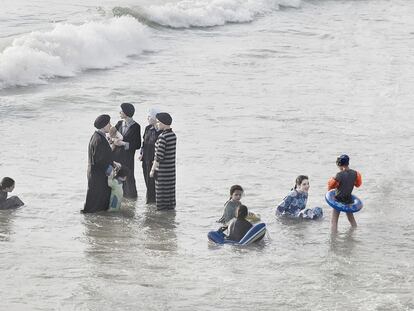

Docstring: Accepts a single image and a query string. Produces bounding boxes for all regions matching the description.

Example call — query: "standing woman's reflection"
[142,207,177,252]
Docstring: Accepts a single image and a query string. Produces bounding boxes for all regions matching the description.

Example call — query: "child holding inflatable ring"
[328,154,362,232]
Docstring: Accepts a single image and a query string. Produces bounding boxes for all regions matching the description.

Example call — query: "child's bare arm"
[355,172,362,187]
[327,177,339,190]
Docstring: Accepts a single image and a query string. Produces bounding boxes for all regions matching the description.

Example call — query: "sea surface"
[1,0,414,310]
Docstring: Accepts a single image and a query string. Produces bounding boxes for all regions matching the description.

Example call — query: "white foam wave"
[0,16,148,88]
[142,0,301,28]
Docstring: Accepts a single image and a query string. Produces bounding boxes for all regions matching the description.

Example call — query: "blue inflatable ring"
[325,189,363,213]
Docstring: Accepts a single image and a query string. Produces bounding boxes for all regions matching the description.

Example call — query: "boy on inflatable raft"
[209,205,266,245]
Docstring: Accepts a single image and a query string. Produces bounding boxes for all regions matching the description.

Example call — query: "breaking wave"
[0,16,148,88]
[115,0,301,29]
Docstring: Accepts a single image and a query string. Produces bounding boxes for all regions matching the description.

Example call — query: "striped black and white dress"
[154,128,177,210]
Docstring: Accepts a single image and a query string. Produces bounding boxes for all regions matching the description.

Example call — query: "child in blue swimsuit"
[107,167,128,211]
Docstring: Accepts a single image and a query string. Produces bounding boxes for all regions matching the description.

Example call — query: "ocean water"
[1,0,414,310]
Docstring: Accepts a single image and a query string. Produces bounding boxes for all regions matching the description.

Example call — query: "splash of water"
[126,0,301,29]
[0,16,148,88]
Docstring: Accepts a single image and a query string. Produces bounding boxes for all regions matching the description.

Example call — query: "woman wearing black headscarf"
[112,103,141,199]
[83,114,113,213]
[140,108,162,203]
[150,112,177,210]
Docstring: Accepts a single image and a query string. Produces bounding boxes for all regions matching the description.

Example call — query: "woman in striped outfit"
[150,112,177,210]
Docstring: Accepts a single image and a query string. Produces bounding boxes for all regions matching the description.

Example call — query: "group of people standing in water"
[215,154,362,241]
[82,103,177,213]
[2,104,362,239]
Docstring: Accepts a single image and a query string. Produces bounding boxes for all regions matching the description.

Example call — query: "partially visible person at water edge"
[276,175,323,220]
[112,103,141,199]
[150,112,177,211]
[226,205,253,242]
[107,166,128,212]
[218,185,243,224]
[0,177,24,210]
[82,114,113,213]
[140,107,162,204]
[328,154,362,232]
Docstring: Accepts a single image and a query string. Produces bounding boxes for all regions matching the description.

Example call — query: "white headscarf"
[148,107,161,120]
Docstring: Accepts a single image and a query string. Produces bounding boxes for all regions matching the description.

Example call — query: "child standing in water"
[107,167,128,211]
[218,185,243,224]
[276,175,323,219]
[328,154,362,232]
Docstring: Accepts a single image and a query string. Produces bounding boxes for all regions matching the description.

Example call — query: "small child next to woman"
[107,167,128,211]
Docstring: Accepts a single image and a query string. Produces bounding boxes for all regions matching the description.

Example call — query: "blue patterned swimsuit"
[276,190,308,217]
[276,190,323,220]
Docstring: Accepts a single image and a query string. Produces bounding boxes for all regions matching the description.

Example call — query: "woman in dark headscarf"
[112,103,141,199]
[150,112,177,210]
[140,107,161,203]
[83,114,113,213]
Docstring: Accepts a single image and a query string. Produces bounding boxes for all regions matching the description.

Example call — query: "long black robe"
[83,131,113,213]
[113,120,141,199]
[141,125,161,203]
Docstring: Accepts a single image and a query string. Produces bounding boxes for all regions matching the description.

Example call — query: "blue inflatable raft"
[325,189,363,213]
[208,223,266,245]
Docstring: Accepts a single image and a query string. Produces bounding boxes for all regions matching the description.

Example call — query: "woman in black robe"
[140,108,162,203]
[112,103,141,199]
[82,114,113,213]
